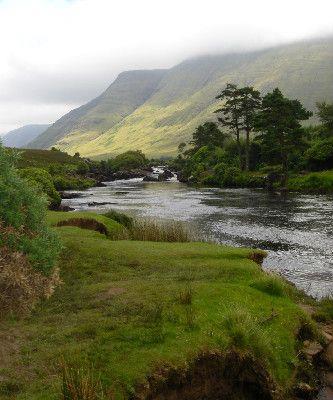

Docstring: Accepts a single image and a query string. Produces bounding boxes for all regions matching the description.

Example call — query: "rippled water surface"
[63,179,333,298]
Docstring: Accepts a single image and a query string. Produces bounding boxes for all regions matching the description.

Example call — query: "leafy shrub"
[53,175,96,191]
[103,210,133,229]
[250,276,286,297]
[304,137,333,170]
[0,145,61,274]
[221,167,242,187]
[76,161,89,175]
[288,170,333,193]
[111,150,147,171]
[19,167,61,209]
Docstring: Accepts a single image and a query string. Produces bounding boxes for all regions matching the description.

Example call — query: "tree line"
[175,84,333,189]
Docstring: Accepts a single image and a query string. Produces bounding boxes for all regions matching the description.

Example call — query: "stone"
[322,330,333,344]
[303,341,323,359]
[323,341,333,366]
[295,382,315,398]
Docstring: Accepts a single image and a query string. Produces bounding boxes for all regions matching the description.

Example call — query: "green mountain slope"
[29,69,167,150]
[2,124,50,148]
[31,37,333,158]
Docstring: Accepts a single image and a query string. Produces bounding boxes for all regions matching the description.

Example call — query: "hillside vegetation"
[28,70,166,151]
[29,37,333,158]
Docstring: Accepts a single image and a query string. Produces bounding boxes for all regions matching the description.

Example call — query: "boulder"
[143,175,159,182]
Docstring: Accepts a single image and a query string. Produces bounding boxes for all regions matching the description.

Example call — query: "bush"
[111,150,147,171]
[53,175,96,191]
[19,167,61,209]
[304,137,333,171]
[0,145,61,274]
[288,170,333,193]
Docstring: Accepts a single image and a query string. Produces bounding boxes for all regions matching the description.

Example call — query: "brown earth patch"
[131,349,278,400]
[0,248,61,318]
[56,218,108,235]
[98,286,126,302]
[248,251,267,265]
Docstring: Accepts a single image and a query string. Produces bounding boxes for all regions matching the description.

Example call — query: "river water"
[62,178,333,298]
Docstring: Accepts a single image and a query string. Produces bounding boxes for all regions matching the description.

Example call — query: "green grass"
[288,170,333,193]
[47,211,125,239]
[0,212,312,399]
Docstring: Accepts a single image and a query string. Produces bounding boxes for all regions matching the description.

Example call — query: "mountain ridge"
[29,37,333,158]
[2,124,51,148]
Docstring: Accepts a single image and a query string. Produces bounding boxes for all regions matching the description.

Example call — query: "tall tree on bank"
[316,102,333,135]
[237,86,262,171]
[255,88,312,187]
[215,84,261,171]
[215,84,242,165]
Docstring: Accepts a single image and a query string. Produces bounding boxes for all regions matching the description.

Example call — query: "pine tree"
[255,88,312,187]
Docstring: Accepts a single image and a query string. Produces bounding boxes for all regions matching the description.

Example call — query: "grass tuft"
[221,308,273,363]
[250,275,287,297]
[61,362,104,400]
[128,219,194,242]
[177,285,193,305]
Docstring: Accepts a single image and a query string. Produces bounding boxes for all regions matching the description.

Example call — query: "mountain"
[28,70,167,150]
[2,124,51,148]
[30,37,333,158]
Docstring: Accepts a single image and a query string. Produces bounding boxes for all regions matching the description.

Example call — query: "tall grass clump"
[177,286,193,305]
[250,275,287,297]
[221,308,273,363]
[128,219,194,242]
[0,144,61,316]
[61,362,104,400]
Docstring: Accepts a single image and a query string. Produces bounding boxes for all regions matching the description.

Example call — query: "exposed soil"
[131,350,278,400]
[56,218,108,235]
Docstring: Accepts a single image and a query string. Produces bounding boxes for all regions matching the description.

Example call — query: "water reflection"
[62,179,333,298]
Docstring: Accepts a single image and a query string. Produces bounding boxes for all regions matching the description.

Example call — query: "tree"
[237,86,262,171]
[215,84,242,163]
[190,122,226,150]
[255,88,312,187]
[215,84,261,171]
[316,102,333,135]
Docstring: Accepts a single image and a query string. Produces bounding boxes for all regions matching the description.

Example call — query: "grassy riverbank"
[0,211,321,399]
[288,170,333,194]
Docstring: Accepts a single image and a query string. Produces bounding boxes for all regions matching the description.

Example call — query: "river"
[62,178,333,298]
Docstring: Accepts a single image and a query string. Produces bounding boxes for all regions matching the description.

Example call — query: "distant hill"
[2,124,51,148]
[30,37,333,158]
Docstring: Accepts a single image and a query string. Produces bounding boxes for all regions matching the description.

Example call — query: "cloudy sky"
[0,0,332,135]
